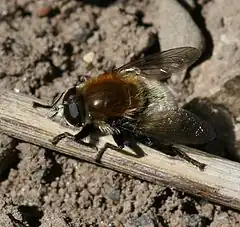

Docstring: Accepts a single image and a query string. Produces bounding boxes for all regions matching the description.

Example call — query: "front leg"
[32,92,64,109]
[32,92,65,119]
[51,124,95,148]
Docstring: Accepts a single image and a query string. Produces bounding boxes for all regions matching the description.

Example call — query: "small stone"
[37,6,53,17]
[14,88,20,93]
[83,52,95,64]
[144,0,205,52]
[107,189,121,202]
[201,203,214,220]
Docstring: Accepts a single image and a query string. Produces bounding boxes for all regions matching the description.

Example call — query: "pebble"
[83,52,95,64]
[144,0,205,52]
[37,5,53,17]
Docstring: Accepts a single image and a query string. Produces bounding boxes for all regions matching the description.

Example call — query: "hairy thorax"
[80,72,145,121]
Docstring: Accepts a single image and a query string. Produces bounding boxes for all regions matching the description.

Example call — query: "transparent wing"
[115,47,201,81]
[136,108,215,145]
[118,108,215,145]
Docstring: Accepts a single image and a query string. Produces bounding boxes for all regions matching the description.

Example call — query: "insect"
[33,47,215,170]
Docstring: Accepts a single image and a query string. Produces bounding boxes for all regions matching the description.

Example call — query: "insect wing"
[135,108,215,145]
[115,47,201,81]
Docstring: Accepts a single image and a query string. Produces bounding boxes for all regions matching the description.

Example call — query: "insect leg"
[51,124,95,149]
[95,134,125,162]
[95,132,146,162]
[32,92,65,109]
[51,132,75,144]
[112,133,126,149]
[95,142,122,162]
[171,146,206,170]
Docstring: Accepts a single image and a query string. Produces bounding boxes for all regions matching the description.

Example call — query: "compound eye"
[64,102,82,126]
[69,102,80,119]
[62,87,85,126]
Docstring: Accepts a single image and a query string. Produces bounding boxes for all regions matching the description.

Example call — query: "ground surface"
[0,0,240,226]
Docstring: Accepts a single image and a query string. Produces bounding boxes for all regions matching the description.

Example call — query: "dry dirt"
[0,0,240,226]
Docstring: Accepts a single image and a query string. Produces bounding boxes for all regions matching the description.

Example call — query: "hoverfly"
[33,47,215,170]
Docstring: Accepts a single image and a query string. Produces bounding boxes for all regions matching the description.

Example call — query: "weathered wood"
[0,90,240,210]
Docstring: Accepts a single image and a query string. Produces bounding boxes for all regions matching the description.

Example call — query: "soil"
[0,0,240,226]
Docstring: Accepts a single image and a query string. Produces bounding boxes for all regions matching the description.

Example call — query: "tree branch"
[0,90,240,210]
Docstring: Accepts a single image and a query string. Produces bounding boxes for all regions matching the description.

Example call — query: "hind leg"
[171,146,206,170]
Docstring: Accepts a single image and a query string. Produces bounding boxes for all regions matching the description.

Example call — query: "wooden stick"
[0,90,240,211]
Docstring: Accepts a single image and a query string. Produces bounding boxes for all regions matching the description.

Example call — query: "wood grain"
[0,90,240,210]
